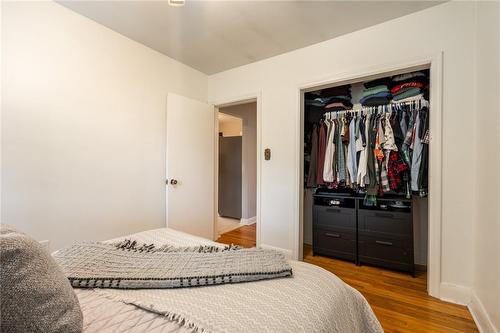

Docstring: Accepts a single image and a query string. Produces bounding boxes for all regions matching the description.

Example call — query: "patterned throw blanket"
[69,229,383,333]
[53,241,292,289]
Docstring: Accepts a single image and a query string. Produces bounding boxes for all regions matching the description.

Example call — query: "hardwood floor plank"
[217,224,256,248]
[216,225,478,332]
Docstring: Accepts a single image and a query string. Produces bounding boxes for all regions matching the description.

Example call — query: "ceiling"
[58,1,444,75]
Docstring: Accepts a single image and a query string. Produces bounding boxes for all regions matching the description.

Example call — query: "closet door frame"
[294,53,444,299]
[212,92,262,248]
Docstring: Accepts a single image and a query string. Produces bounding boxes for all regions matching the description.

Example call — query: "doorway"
[215,101,258,245]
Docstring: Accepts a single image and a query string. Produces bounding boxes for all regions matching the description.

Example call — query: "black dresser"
[312,192,415,275]
[312,194,357,262]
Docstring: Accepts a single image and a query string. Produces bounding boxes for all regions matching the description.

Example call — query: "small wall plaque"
[264,148,271,160]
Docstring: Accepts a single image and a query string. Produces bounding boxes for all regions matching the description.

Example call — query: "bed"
[73,228,383,333]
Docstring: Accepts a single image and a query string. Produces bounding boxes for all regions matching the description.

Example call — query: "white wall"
[209,1,476,291]
[219,103,257,220]
[472,1,500,331]
[1,1,208,251]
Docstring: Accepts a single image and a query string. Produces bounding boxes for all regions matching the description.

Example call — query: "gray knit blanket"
[53,241,292,289]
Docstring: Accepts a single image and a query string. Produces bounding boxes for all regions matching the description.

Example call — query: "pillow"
[0,225,83,333]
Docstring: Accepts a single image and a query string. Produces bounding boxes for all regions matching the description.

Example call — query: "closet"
[303,69,429,275]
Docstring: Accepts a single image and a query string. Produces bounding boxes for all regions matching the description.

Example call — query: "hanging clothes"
[323,119,336,182]
[306,124,319,188]
[316,121,327,185]
[306,93,429,201]
[383,112,398,152]
[411,110,424,191]
[347,115,358,185]
[357,113,370,187]
[417,107,429,196]
[387,150,409,190]
[337,118,346,182]
[342,116,351,186]
[401,108,415,167]
[381,112,398,193]
[366,114,378,195]
[391,110,405,151]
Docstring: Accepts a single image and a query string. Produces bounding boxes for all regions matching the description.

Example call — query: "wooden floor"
[217,223,256,248]
[217,225,478,333]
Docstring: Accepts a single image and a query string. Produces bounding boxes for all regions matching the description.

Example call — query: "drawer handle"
[326,208,341,213]
[374,212,394,218]
[375,240,393,246]
[325,233,341,238]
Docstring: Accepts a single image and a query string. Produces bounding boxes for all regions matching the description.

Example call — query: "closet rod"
[324,97,428,117]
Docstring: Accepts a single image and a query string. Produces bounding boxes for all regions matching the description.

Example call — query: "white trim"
[427,52,444,298]
[240,216,256,225]
[439,282,471,306]
[294,53,444,299]
[260,243,293,260]
[468,291,499,333]
[212,91,262,249]
[212,101,219,241]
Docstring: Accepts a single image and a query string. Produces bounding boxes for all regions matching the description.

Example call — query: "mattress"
[74,228,382,333]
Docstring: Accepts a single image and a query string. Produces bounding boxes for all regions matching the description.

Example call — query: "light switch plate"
[264,148,271,160]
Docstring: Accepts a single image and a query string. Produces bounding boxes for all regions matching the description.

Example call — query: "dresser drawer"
[313,206,356,230]
[313,227,356,261]
[358,234,414,272]
[358,210,412,236]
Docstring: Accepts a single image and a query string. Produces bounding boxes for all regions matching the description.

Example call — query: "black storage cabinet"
[358,197,414,274]
[312,194,357,262]
[312,193,415,275]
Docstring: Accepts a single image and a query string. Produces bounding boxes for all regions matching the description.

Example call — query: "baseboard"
[240,216,256,225]
[260,243,293,259]
[468,291,498,333]
[439,282,472,305]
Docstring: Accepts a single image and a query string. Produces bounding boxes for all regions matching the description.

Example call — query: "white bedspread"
[75,228,382,333]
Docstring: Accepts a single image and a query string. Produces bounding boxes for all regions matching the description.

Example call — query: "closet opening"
[300,66,431,288]
[215,101,257,247]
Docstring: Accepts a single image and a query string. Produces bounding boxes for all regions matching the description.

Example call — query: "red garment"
[316,121,327,185]
[387,151,409,190]
[390,82,424,94]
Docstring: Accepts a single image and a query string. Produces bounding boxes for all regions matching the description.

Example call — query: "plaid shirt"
[387,151,409,190]
[380,159,391,193]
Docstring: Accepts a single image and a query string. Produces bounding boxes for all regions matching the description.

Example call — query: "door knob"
[170,179,178,185]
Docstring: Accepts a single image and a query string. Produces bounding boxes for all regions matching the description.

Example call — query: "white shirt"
[322,119,336,182]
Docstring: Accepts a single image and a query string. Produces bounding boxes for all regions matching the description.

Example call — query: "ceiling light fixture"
[168,0,185,7]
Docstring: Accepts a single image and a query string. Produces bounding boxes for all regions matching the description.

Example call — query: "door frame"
[295,53,444,298]
[213,92,262,247]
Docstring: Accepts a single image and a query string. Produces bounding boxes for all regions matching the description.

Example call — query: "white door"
[166,93,215,240]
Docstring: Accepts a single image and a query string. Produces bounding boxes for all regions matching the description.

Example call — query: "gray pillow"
[0,225,83,333]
